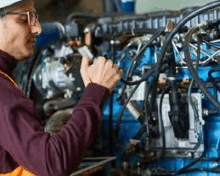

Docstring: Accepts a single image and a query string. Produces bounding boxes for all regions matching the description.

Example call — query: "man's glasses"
[6,11,39,26]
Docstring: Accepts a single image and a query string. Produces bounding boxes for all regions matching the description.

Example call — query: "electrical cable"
[117,28,164,100]
[187,34,200,120]
[149,157,220,175]
[121,82,153,158]
[172,157,204,175]
[184,25,220,109]
[172,155,220,175]
[115,83,140,136]
[116,61,135,101]
[116,1,220,175]
[188,79,200,120]
[144,2,220,174]
[117,46,143,101]
[174,168,220,174]
[153,168,220,176]
[158,87,169,159]
[150,0,220,115]
[143,80,153,146]
[122,82,163,158]
[115,67,155,136]
[120,67,155,85]
[143,64,167,145]
[127,28,164,78]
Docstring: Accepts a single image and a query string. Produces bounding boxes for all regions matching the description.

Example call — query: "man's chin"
[24,52,33,60]
[17,50,34,61]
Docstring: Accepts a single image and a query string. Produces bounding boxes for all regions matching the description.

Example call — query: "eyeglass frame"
[5,11,39,26]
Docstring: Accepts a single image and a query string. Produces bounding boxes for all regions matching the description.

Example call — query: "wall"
[35,0,104,23]
[35,0,218,23]
[135,0,216,14]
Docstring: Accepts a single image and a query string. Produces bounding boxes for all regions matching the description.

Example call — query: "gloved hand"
[80,56,122,93]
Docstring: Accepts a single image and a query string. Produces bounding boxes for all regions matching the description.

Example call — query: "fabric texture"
[0,50,109,176]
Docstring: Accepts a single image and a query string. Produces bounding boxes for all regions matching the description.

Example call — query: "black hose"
[174,168,220,175]
[143,80,153,143]
[187,34,200,120]
[172,156,220,175]
[118,28,164,99]
[120,67,155,85]
[149,157,220,176]
[115,67,155,135]
[184,26,220,110]
[26,49,45,97]
[117,58,137,101]
[172,157,204,175]
[128,28,164,78]
[158,87,169,159]
[155,168,220,176]
[115,84,141,136]
[150,0,220,114]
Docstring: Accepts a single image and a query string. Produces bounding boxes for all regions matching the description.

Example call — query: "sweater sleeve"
[0,81,109,176]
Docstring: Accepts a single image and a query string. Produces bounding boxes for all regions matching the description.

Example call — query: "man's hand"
[80,57,122,93]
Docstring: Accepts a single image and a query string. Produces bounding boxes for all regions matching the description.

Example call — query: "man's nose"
[31,19,42,35]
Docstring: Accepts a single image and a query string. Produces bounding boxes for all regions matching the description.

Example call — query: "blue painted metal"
[120,0,135,13]
[100,42,220,175]
[35,22,64,49]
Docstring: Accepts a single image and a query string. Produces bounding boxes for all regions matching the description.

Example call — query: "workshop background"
[16,0,220,175]
[35,0,216,22]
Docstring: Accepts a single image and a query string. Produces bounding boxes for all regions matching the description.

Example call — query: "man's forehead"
[12,0,35,12]
[13,1,36,12]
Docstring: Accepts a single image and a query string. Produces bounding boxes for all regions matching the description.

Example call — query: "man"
[0,0,122,176]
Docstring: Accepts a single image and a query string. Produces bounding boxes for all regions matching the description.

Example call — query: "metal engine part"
[150,93,204,158]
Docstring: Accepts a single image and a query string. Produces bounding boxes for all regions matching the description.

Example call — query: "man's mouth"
[29,37,36,43]
[29,40,36,43]
[28,39,36,47]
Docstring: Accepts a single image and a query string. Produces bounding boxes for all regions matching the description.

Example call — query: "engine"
[13,1,220,175]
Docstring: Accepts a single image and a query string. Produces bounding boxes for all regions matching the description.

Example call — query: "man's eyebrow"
[29,9,36,13]
[24,10,36,13]
[17,8,36,13]
[30,8,36,13]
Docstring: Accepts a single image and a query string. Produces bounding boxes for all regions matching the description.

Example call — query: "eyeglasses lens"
[30,12,38,26]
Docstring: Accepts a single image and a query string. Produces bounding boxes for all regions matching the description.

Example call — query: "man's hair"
[0,7,10,18]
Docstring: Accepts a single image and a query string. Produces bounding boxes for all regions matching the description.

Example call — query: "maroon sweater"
[0,50,109,176]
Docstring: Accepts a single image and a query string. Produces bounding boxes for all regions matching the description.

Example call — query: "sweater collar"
[0,50,17,78]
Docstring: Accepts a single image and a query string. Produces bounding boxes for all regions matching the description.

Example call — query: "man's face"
[0,0,41,60]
